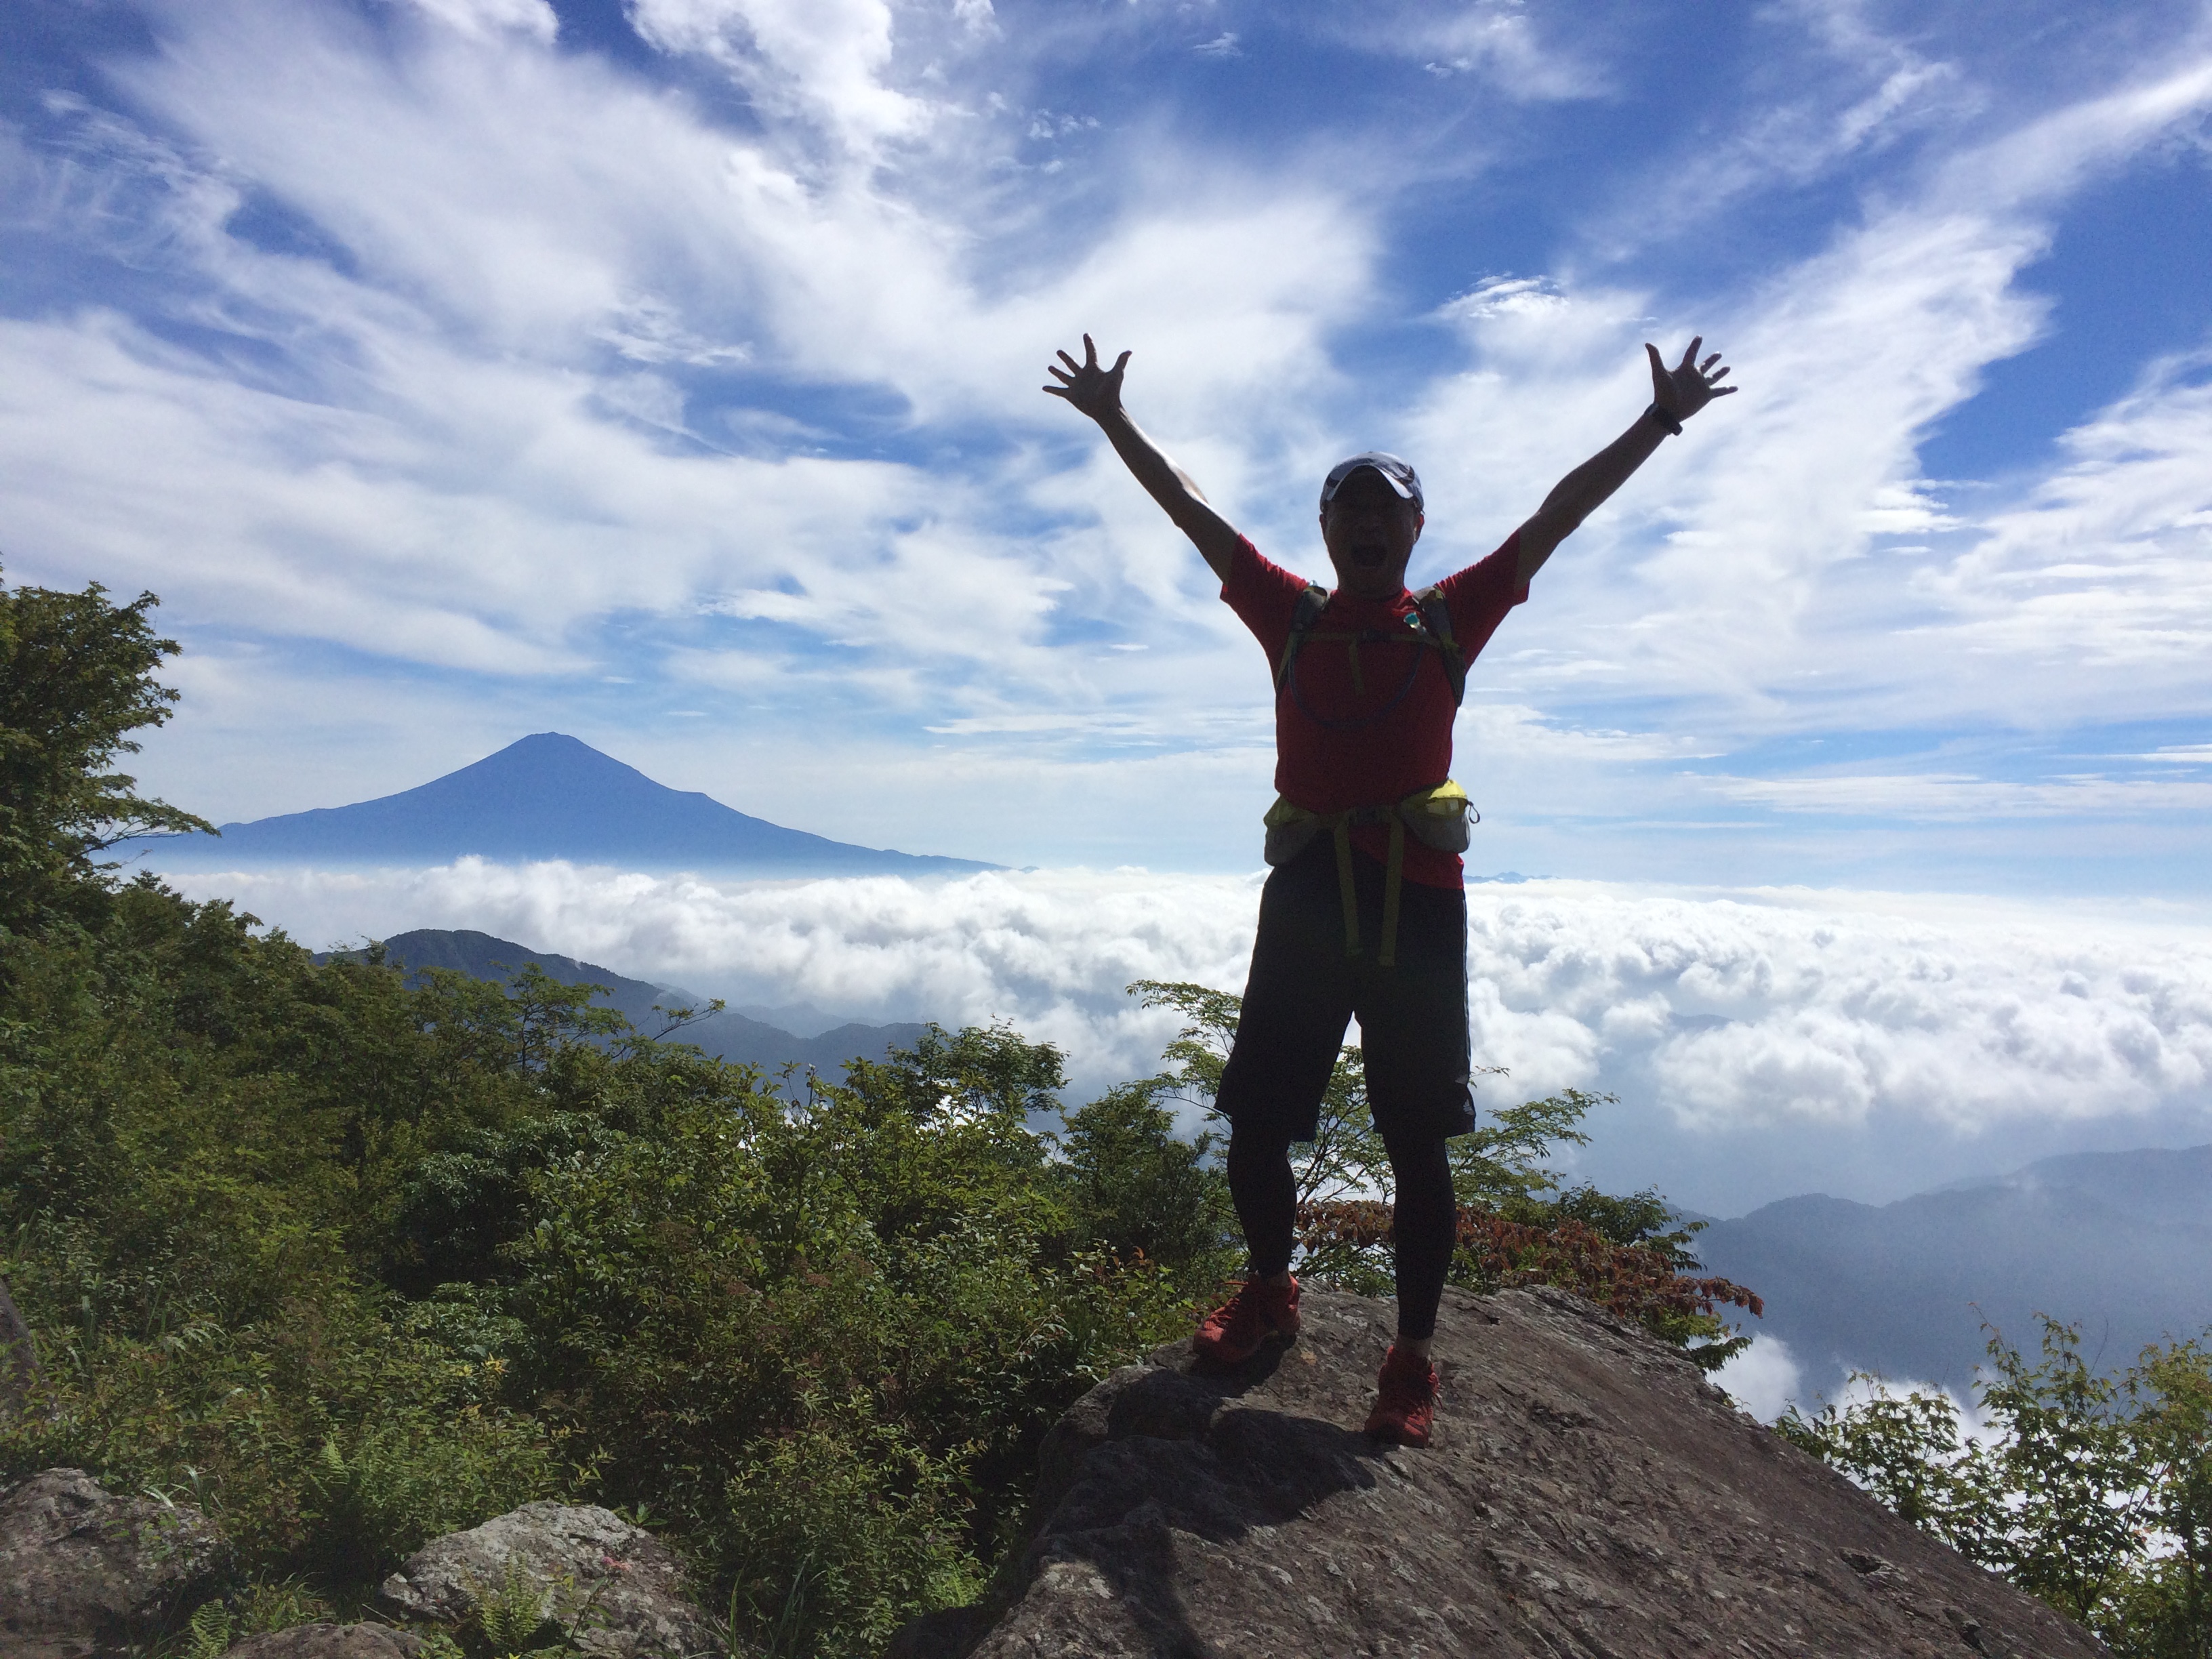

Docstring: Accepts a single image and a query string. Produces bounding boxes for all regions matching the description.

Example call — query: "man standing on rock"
[1045,333,1734,1446]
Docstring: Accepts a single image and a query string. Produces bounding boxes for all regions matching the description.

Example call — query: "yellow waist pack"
[1261,781,1475,967]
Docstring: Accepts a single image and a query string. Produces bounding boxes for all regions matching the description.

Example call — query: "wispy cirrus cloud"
[1706,771,2212,820]
[1923,346,2212,678]
[1401,49,2212,766]
[402,0,556,45]
[624,0,931,157]
[5,0,2212,895]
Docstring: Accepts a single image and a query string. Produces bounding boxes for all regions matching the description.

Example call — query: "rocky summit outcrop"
[0,1468,226,1659]
[375,1501,724,1659]
[893,1285,2105,1659]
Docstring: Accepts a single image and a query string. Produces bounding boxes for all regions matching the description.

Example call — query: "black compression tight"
[1226,1128,1300,1278]
[1225,1122,1458,1343]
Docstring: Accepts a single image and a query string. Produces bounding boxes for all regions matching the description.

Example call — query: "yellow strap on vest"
[1332,819,1360,956]
[1271,781,1466,968]
[1380,816,1406,968]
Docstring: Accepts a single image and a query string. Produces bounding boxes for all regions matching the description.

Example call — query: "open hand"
[1645,336,1736,422]
[1044,334,1130,422]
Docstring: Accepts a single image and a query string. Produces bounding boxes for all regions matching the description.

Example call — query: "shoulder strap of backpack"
[1273,582,1333,692]
[1411,585,1467,707]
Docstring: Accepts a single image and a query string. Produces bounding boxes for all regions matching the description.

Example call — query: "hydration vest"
[1271,581,1469,725]
[1263,583,1477,968]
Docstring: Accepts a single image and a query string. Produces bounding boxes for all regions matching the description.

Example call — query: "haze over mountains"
[1693,1144,2212,1401]
[128,733,994,876]
[316,928,930,1083]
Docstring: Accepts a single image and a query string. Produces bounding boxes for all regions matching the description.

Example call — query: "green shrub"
[714,1410,983,1658]
[0,1292,561,1578]
[3,882,1202,1651]
[1057,1082,1238,1296]
[1780,1320,2212,1658]
[0,567,211,937]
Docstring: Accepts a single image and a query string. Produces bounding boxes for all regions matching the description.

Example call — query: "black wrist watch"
[1645,403,1683,436]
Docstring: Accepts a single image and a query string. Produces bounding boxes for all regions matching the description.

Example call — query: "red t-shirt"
[1221,533,1528,889]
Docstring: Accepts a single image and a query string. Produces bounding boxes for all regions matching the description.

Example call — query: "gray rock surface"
[892,1286,2106,1658]
[375,1502,724,1659]
[226,1626,424,1659]
[0,1275,35,1414]
[0,1468,226,1658]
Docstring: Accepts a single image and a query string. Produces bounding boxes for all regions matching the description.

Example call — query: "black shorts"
[1216,838,1475,1145]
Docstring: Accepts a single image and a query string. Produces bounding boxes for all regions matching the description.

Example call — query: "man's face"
[1320,468,1424,598]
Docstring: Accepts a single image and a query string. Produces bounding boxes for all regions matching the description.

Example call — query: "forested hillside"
[317,927,930,1082]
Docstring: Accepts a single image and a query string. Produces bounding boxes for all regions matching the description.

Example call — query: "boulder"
[375,1502,724,1659]
[0,1468,226,1658]
[226,1626,424,1659]
[892,1285,2106,1658]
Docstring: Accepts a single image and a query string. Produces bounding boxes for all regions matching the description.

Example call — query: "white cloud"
[403,0,558,45]
[0,310,943,674]
[1,0,1376,718]
[1920,347,2212,689]
[143,863,2212,1151]
[1400,51,2212,746]
[1396,3,1599,99]
[171,861,1264,1094]
[1760,0,1970,171]
[1714,1333,1805,1423]
[626,0,930,158]
[10,0,2212,904]
[1469,881,2212,1133]
[1574,0,1973,251]
[1708,771,2212,821]
[1936,55,2212,217]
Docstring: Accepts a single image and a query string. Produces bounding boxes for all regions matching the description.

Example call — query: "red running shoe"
[1364,1344,1437,1447]
[1192,1275,1300,1365]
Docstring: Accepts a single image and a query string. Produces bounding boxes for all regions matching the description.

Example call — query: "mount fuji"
[123,733,994,876]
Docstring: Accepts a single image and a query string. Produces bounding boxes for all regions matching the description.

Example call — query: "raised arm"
[1045,335,1244,582]
[1513,337,1736,585]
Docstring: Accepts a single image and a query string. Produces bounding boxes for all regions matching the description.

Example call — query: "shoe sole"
[1364,1419,1433,1448]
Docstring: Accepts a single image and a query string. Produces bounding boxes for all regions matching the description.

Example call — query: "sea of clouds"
[163,860,2212,1220]
[1711,1334,2001,1427]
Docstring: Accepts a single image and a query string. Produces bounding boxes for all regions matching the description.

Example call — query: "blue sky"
[9,1,2212,1224]
[5,0,2211,892]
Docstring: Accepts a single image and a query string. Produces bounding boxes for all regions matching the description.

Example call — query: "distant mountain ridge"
[316,927,929,1082]
[1692,1144,2212,1398]
[127,733,993,876]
